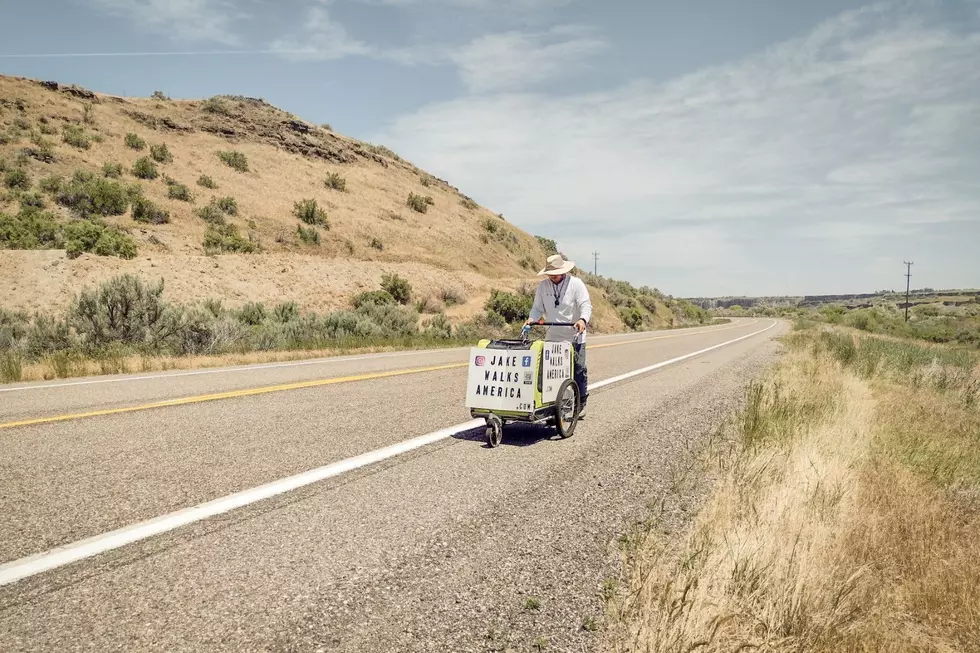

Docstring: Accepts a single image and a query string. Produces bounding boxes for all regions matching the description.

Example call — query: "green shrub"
[202,97,231,115]
[25,134,56,163]
[4,168,30,190]
[63,221,137,259]
[535,235,558,254]
[203,223,256,254]
[273,301,300,323]
[407,192,433,213]
[195,202,226,225]
[484,289,532,324]
[0,351,22,383]
[125,133,146,150]
[215,196,237,215]
[166,182,193,202]
[62,124,91,149]
[423,313,453,339]
[56,173,131,217]
[132,196,170,224]
[296,224,320,245]
[103,162,124,178]
[420,175,431,187]
[71,275,174,348]
[38,175,62,195]
[132,157,159,180]
[19,191,45,211]
[381,273,412,305]
[150,143,173,164]
[217,150,249,172]
[352,290,395,309]
[483,218,500,234]
[0,208,62,250]
[237,302,266,325]
[293,199,328,227]
[460,197,478,210]
[197,175,217,189]
[439,287,466,306]
[324,172,346,191]
[619,307,644,330]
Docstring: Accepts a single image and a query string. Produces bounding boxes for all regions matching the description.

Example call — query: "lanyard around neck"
[551,277,568,307]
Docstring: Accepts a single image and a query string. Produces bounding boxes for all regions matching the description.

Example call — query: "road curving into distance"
[0,317,786,652]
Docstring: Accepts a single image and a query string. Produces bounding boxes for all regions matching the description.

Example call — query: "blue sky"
[1,0,978,297]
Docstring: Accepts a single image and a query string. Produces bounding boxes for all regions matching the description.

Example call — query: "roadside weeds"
[603,325,980,652]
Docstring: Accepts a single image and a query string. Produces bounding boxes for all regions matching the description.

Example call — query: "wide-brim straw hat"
[538,254,575,276]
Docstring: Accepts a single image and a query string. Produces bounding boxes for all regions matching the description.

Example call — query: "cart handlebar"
[520,321,583,342]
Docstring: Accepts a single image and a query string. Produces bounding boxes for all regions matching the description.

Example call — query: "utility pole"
[592,251,599,276]
[903,261,913,322]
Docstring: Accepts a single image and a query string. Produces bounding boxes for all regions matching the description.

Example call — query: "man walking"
[526,254,593,417]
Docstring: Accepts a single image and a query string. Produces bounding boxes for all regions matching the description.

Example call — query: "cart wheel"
[554,379,580,439]
[486,414,503,448]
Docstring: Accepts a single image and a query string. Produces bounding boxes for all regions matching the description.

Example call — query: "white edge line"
[0,320,750,394]
[0,320,775,587]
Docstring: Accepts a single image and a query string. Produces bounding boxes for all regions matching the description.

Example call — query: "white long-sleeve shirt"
[528,275,593,343]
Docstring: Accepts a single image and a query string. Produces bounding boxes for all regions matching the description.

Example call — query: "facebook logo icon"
[522,356,532,367]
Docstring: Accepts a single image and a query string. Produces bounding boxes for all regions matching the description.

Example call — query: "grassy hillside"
[0,74,714,382]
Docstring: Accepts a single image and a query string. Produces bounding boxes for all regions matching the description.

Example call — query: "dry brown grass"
[605,328,980,653]
[0,75,640,331]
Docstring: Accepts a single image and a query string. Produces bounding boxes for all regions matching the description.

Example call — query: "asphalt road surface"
[0,318,786,652]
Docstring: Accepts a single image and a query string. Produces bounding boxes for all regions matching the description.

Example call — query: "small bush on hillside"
[70,275,172,348]
[439,287,466,306]
[195,202,226,225]
[483,218,500,234]
[103,162,124,178]
[0,208,62,250]
[485,289,533,324]
[273,301,299,323]
[423,313,453,339]
[125,133,146,150]
[369,237,383,251]
[637,294,659,313]
[63,221,137,260]
[381,273,412,305]
[57,172,130,217]
[461,197,478,211]
[324,172,347,192]
[203,223,256,254]
[202,97,231,115]
[217,150,249,172]
[82,104,95,125]
[215,196,237,215]
[62,124,91,149]
[535,235,558,254]
[166,182,193,202]
[24,134,56,163]
[420,175,431,187]
[4,168,30,190]
[237,302,267,326]
[293,199,328,227]
[407,193,433,213]
[38,175,62,195]
[150,143,173,164]
[197,175,217,189]
[619,307,644,330]
[132,196,170,224]
[351,290,395,309]
[296,224,320,245]
[19,191,46,211]
[132,157,159,180]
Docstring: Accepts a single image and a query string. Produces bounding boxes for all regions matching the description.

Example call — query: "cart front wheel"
[554,379,580,439]
[486,414,503,448]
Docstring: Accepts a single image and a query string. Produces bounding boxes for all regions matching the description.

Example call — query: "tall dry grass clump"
[605,325,980,652]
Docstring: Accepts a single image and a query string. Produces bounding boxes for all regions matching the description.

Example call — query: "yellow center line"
[0,320,756,431]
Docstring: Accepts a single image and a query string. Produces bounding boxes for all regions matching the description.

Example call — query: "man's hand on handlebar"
[574,319,587,333]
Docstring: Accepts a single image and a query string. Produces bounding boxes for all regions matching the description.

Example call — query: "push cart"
[464,322,582,448]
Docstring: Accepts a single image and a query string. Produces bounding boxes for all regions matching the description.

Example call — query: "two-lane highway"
[0,318,785,652]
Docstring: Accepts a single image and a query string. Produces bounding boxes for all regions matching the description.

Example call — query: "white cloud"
[267,5,373,61]
[452,26,606,93]
[370,1,980,294]
[89,0,247,46]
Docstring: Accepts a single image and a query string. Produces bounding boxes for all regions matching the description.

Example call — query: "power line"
[903,261,913,322]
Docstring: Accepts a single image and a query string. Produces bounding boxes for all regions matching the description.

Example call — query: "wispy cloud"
[371,1,980,294]
[267,5,373,61]
[89,0,247,46]
[452,25,606,93]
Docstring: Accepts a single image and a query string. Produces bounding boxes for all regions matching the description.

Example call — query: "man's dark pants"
[573,342,588,407]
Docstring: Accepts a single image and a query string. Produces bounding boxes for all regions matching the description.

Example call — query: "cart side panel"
[541,341,573,404]
[463,345,536,413]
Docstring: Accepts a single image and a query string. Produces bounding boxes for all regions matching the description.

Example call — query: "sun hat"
[538,253,576,276]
